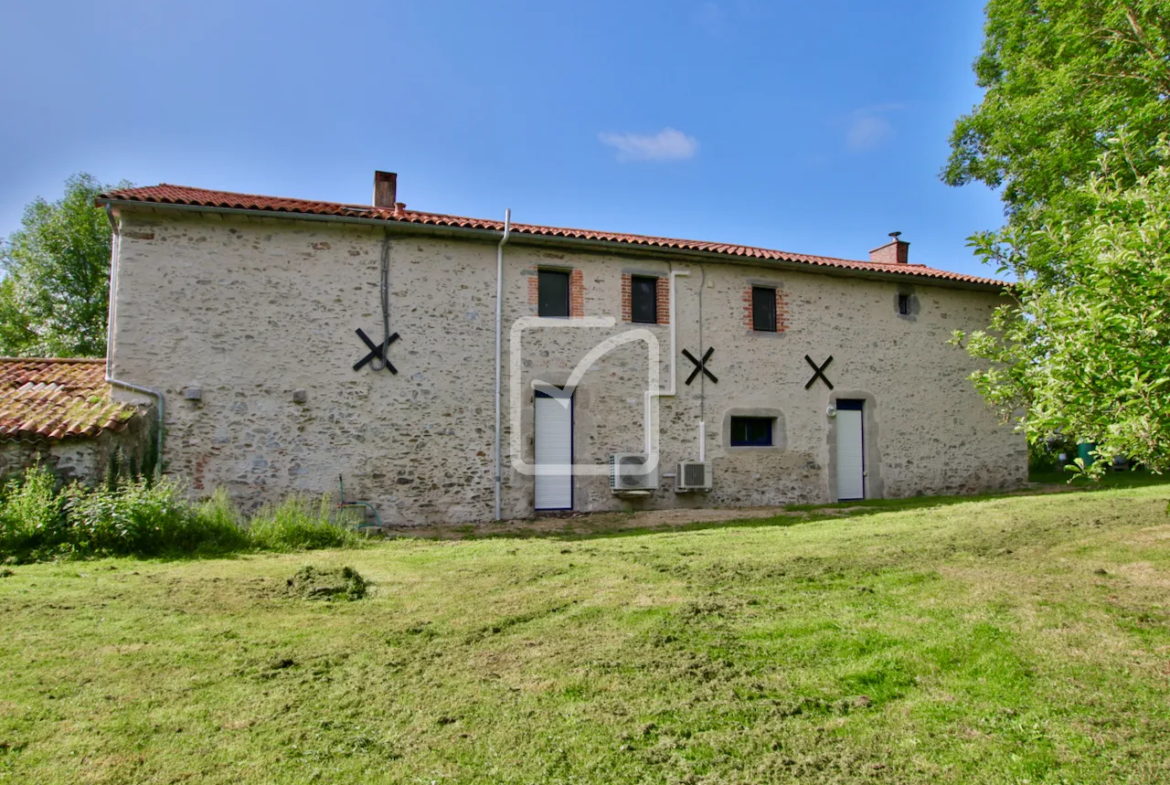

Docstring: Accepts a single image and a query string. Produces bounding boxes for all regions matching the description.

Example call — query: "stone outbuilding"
[0,358,150,485]
[97,174,1027,525]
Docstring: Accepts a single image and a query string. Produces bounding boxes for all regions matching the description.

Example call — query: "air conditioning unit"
[675,461,712,492]
[609,453,658,493]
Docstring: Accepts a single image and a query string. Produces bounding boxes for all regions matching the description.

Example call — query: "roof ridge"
[101,183,1006,288]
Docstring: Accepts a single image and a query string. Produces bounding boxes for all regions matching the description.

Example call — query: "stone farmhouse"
[97,173,1026,525]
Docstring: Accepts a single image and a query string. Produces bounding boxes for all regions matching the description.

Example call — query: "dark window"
[752,287,777,332]
[538,270,570,317]
[730,416,773,447]
[631,276,658,323]
[897,293,911,316]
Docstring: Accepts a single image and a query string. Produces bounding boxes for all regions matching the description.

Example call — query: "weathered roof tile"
[0,358,137,441]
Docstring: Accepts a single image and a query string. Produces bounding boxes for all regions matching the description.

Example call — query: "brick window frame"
[743,284,789,333]
[621,273,670,324]
[529,267,586,318]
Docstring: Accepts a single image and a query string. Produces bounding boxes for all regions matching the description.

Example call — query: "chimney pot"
[373,171,397,208]
[394,202,407,217]
[870,234,910,265]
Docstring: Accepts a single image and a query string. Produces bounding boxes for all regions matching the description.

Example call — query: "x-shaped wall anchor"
[804,355,834,390]
[683,347,718,385]
[353,328,400,373]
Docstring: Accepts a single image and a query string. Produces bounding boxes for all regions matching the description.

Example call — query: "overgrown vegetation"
[249,495,360,552]
[2,486,1168,783]
[0,465,358,563]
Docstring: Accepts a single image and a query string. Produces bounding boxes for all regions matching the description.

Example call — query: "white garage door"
[835,401,865,501]
[534,390,573,511]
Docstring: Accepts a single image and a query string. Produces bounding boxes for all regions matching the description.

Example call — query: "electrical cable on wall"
[369,233,393,372]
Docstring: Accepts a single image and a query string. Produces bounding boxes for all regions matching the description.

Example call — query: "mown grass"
[2,487,1169,783]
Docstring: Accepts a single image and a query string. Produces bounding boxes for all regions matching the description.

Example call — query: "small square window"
[730,416,773,447]
[538,270,570,317]
[752,287,777,332]
[631,276,658,324]
[897,293,911,316]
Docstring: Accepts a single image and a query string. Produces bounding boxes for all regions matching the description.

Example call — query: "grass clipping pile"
[284,565,368,601]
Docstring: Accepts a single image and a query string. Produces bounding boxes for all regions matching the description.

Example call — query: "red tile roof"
[0,359,138,441]
[100,184,1005,288]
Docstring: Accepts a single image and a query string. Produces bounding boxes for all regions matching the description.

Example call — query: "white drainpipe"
[659,270,690,396]
[493,209,512,521]
[648,269,698,463]
[103,206,165,467]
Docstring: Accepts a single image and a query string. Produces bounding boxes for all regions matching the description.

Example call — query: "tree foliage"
[944,0,1170,223]
[945,0,1170,473]
[0,174,127,358]
[954,145,1170,473]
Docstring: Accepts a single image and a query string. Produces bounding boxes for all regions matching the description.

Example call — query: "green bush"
[248,494,359,552]
[0,464,64,555]
[64,479,250,557]
[0,466,357,562]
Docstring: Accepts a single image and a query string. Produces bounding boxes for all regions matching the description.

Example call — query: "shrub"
[0,465,64,556]
[192,488,252,554]
[248,494,359,552]
[64,479,249,557]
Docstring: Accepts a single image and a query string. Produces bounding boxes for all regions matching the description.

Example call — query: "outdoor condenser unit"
[675,461,713,492]
[609,453,658,493]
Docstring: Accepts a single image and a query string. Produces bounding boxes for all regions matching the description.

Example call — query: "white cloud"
[598,128,699,162]
[846,104,905,152]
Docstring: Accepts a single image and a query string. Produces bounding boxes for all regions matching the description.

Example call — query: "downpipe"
[647,270,691,458]
[494,209,512,521]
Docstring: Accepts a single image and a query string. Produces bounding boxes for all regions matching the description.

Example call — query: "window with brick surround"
[631,276,658,324]
[538,269,570,317]
[752,286,777,332]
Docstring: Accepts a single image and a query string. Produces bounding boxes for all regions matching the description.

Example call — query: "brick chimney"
[373,171,397,209]
[870,231,909,265]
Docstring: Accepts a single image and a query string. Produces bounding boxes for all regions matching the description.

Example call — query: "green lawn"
[3,487,1169,784]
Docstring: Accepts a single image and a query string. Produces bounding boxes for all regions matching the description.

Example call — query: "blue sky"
[0,1,1003,278]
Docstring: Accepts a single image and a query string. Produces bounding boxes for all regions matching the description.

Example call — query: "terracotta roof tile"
[0,358,137,441]
[100,184,1005,288]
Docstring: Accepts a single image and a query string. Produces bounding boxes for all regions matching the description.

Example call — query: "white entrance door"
[835,400,865,501]
[534,390,573,510]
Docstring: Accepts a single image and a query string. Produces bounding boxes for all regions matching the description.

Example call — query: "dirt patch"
[362,483,1101,541]
[375,505,800,540]
[283,565,367,601]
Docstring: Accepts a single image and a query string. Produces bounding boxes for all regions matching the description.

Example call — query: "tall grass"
[249,494,360,551]
[0,466,361,563]
[0,465,64,555]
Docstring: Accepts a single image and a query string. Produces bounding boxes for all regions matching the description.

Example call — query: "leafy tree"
[944,0,1170,225]
[954,144,1170,474]
[945,1,1170,473]
[0,174,128,357]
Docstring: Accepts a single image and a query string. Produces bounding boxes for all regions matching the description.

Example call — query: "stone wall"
[0,413,153,487]
[108,207,1027,524]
